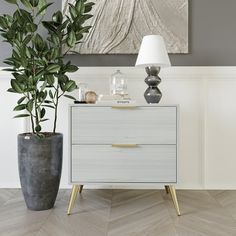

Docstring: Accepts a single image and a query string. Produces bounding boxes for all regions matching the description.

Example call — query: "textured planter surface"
[18,133,63,211]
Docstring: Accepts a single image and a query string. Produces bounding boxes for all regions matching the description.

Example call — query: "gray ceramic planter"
[18,133,63,211]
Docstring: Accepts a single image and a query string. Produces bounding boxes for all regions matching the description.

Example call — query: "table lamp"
[135,35,171,103]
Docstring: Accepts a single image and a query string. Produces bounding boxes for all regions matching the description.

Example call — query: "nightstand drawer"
[71,106,177,144]
[71,145,177,183]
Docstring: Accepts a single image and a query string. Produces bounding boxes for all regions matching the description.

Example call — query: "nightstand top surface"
[69,103,179,107]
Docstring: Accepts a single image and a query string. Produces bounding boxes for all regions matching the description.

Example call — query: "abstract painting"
[62,0,189,54]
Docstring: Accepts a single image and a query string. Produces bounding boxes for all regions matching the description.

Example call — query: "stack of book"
[96,95,136,105]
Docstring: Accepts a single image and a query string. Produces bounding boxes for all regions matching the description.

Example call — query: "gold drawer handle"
[112,144,138,148]
[111,106,137,109]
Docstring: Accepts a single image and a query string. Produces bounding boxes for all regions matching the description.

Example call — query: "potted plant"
[0,0,94,210]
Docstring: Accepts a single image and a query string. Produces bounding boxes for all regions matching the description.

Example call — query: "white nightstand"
[67,104,180,216]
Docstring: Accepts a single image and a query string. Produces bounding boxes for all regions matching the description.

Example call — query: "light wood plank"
[1,189,235,236]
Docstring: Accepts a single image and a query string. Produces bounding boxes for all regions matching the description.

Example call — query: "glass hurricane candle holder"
[110,70,128,99]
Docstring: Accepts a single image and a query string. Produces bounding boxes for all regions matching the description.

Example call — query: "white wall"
[1,67,236,189]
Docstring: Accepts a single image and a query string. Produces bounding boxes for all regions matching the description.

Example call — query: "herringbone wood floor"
[0,189,236,236]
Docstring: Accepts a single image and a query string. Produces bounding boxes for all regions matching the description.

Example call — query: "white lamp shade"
[135,35,171,68]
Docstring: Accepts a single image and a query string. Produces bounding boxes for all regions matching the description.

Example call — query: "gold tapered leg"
[164,185,170,194]
[67,185,79,215]
[169,185,181,216]
[79,185,84,194]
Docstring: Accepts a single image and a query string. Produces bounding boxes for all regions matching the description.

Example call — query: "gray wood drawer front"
[71,106,177,145]
[71,145,177,183]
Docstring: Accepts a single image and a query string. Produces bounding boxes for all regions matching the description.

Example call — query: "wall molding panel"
[1,67,236,189]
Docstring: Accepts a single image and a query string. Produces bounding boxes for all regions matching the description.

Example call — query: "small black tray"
[74,101,87,104]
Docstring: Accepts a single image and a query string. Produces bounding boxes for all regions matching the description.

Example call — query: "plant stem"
[25,92,35,133]
[35,94,39,127]
[32,7,38,133]
[53,84,59,133]
[29,96,35,133]
[30,113,35,133]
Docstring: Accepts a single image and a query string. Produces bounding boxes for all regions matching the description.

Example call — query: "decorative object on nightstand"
[85,91,98,104]
[110,70,128,99]
[135,35,171,104]
[77,83,88,103]
[96,94,136,106]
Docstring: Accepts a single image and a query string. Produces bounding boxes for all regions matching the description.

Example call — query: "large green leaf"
[40,108,45,118]
[42,21,57,33]
[3,59,15,66]
[11,79,24,93]
[66,30,76,47]
[38,91,47,101]
[58,74,69,83]
[0,16,8,29]
[45,74,54,85]
[40,118,49,123]
[50,48,59,60]
[13,73,27,82]
[81,14,93,21]
[29,0,39,7]
[4,58,21,68]
[4,0,17,5]
[14,104,26,111]
[20,0,32,8]
[46,64,60,73]
[26,23,37,32]
[3,68,17,72]
[84,2,95,13]
[35,68,45,77]
[64,94,76,100]
[35,124,41,132]
[12,49,21,61]
[7,88,18,93]
[66,65,78,73]
[33,33,45,51]
[14,114,30,118]
[65,80,77,92]
[23,35,33,44]
[79,26,92,34]
[68,4,77,19]
[49,90,54,99]
[36,2,53,16]
[40,80,47,91]
[17,96,26,104]
[26,99,34,112]
[27,47,37,57]
[13,10,24,25]
[37,0,46,11]
[44,100,53,104]
[18,9,33,23]
[52,11,63,23]
[4,14,13,23]
[60,19,69,30]
[25,47,31,58]
[51,35,60,44]
[75,1,85,14]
